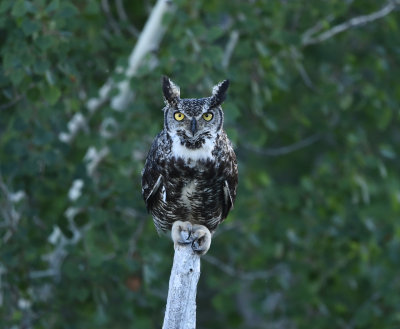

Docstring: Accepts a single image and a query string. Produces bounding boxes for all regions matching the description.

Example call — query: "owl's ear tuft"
[162,76,180,107]
[210,79,229,107]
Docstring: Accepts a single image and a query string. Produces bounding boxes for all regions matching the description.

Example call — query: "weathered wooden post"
[162,243,201,329]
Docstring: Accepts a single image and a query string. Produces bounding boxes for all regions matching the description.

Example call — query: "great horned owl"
[141,76,238,255]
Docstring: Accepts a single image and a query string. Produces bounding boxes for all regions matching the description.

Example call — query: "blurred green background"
[1,0,400,328]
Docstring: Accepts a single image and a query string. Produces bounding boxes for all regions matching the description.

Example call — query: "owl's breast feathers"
[141,130,238,233]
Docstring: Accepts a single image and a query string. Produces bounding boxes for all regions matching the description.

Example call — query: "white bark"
[61,0,175,143]
[111,0,175,110]
[0,174,25,243]
[162,244,201,329]
[302,1,400,46]
[222,30,239,69]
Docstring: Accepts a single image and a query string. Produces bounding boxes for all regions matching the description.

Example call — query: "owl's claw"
[179,228,191,243]
[171,221,212,255]
[191,224,211,255]
[171,221,193,247]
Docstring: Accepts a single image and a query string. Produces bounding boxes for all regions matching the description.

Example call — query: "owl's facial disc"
[171,111,214,150]
[165,97,223,151]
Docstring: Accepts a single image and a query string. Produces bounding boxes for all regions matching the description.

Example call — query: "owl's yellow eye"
[202,112,213,121]
[174,112,185,121]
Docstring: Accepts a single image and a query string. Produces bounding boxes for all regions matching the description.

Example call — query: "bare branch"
[115,0,140,37]
[289,46,315,90]
[0,264,5,307]
[111,0,175,110]
[58,113,88,143]
[60,0,175,144]
[241,133,321,157]
[101,0,122,35]
[0,174,25,243]
[222,30,239,69]
[0,95,24,111]
[302,1,400,46]
[235,282,264,328]
[117,207,147,257]
[204,254,291,282]
[29,209,90,280]
[0,84,36,111]
[185,29,201,53]
[301,14,334,44]
[84,146,110,177]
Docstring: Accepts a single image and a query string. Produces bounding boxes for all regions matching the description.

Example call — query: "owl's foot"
[191,224,211,255]
[171,221,212,256]
[171,221,193,247]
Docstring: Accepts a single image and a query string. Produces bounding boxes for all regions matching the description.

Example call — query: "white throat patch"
[170,132,215,162]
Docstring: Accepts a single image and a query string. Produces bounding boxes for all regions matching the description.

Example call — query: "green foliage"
[1,0,400,328]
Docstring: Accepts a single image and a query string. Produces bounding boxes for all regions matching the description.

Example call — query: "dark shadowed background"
[1,0,400,328]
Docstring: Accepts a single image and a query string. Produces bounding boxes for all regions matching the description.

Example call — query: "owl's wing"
[142,161,163,212]
[143,174,162,209]
[141,133,166,212]
[221,149,238,220]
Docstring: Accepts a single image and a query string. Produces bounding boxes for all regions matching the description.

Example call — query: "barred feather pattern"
[142,130,237,233]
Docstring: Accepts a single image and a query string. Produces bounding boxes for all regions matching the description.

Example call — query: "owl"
[141,76,238,255]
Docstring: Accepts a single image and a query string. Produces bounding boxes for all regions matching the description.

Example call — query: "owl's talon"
[171,221,193,248]
[191,225,211,256]
[180,229,191,243]
[171,222,211,255]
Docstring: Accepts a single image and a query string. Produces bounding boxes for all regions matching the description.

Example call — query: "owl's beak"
[190,118,197,136]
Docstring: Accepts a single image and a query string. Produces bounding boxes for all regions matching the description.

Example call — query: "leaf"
[46,0,60,13]
[11,0,27,17]
[57,2,78,18]
[0,0,12,14]
[339,94,353,110]
[36,35,53,51]
[207,26,225,42]
[224,103,240,121]
[21,18,41,36]
[0,16,6,28]
[44,86,61,105]
[75,286,90,302]
[33,59,50,74]
[9,68,25,86]
[379,145,396,159]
